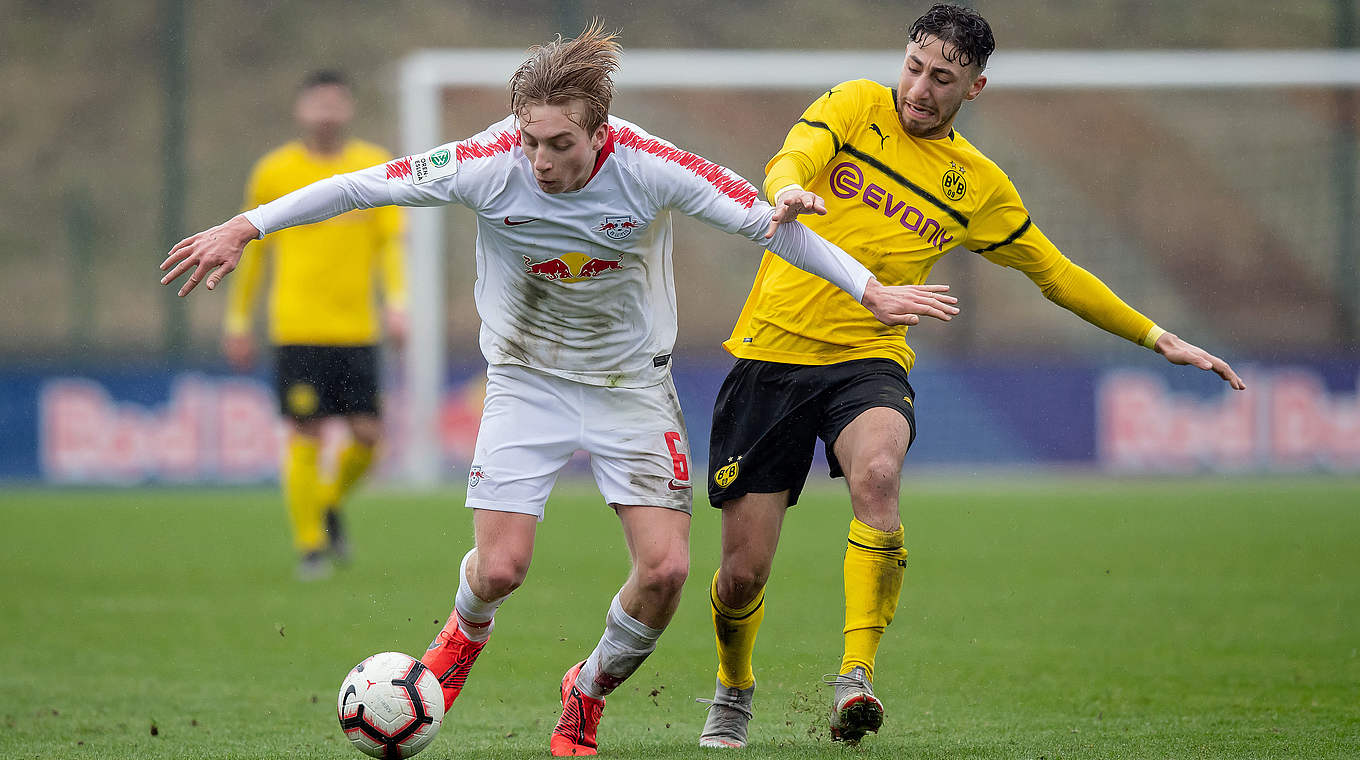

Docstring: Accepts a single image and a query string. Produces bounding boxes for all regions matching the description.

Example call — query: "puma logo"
[869,123,888,149]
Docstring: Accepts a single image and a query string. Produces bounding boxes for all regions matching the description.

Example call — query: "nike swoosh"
[503,217,536,226]
[668,480,691,491]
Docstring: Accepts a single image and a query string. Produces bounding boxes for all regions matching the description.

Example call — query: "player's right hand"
[860,278,960,327]
[160,214,260,297]
[765,187,827,239]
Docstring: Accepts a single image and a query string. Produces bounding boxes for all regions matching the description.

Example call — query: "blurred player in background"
[697,2,1246,748]
[162,22,956,756]
[222,70,407,581]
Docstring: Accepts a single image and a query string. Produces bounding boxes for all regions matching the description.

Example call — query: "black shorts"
[707,357,915,508]
[274,345,380,421]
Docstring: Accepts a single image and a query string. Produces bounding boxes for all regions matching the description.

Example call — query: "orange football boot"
[420,610,489,713]
[550,661,606,756]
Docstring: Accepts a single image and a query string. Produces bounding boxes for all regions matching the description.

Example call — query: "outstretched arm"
[1024,255,1244,390]
[160,147,464,297]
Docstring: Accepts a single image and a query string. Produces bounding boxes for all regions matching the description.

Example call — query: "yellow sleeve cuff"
[1142,325,1166,350]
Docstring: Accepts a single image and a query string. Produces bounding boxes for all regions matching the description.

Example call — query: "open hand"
[159,215,260,297]
[860,279,959,327]
[1154,332,1245,390]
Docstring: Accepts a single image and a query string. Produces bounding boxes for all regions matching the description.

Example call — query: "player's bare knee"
[473,556,529,598]
[848,456,901,499]
[638,554,688,601]
[718,559,770,606]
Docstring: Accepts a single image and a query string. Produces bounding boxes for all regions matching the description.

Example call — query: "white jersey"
[244,114,873,388]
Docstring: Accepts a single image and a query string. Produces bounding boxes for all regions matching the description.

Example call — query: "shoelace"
[695,694,754,720]
[821,672,870,690]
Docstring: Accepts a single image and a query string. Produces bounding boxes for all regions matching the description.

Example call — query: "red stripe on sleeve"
[455,131,521,162]
[385,157,412,180]
[613,127,758,208]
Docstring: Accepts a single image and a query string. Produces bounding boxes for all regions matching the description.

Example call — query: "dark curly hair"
[909,4,996,70]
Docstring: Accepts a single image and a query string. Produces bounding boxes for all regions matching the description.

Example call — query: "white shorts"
[463,363,694,519]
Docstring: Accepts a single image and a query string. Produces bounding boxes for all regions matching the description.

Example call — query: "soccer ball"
[338,652,444,759]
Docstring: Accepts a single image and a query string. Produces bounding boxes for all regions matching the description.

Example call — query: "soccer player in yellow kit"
[223,71,407,580]
[697,4,1246,747]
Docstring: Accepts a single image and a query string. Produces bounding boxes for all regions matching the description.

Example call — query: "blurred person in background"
[222,70,407,581]
[697,2,1245,748]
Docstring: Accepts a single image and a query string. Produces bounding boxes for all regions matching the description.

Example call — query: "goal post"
[396,48,1360,486]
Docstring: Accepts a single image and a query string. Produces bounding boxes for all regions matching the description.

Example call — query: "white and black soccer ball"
[338,652,444,759]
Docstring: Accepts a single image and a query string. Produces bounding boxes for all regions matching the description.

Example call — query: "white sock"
[575,593,665,699]
[454,548,507,643]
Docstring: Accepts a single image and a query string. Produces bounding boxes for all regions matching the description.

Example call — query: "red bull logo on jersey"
[828,161,956,251]
[595,215,644,240]
[523,252,625,283]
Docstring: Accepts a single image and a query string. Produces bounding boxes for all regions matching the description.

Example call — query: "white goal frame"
[396,48,1360,486]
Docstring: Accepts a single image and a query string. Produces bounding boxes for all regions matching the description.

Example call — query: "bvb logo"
[430,149,451,168]
[714,461,740,488]
[942,167,966,201]
[286,383,319,416]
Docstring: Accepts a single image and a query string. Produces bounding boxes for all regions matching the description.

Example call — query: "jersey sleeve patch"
[413,147,457,185]
[385,148,458,185]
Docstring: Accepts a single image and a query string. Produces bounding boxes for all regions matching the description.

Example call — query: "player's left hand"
[765,187,827,239]
[1154,332,1246,390]
[860,278,960,326]
[159,215,260,297]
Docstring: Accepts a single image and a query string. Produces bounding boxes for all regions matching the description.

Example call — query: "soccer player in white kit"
[160,22,959,756]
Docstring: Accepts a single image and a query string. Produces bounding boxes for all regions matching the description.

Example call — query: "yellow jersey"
[727,79,1157,371]
[224,139,405,346]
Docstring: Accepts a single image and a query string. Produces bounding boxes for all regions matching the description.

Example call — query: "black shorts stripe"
[840,143,970,228]
[973,217,1033,254]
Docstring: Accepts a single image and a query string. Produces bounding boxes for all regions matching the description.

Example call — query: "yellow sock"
[284,435,325,553]
[320,440,375,510]
[841,518,907,681]
[711,570,764,690]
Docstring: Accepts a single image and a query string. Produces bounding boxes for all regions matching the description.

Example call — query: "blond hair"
[510,19,620,134]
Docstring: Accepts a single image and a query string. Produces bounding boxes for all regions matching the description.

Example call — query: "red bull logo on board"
[523,252,625,282]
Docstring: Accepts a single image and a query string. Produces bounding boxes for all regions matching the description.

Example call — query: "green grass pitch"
[2,477,1358,759]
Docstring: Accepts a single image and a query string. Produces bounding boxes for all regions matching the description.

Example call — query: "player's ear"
[590,123,609,152]
[965,73,987,102]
